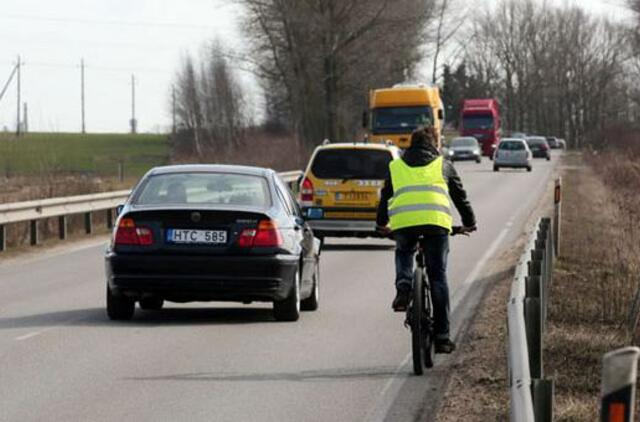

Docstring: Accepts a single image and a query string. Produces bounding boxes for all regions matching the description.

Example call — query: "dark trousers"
[395,231,450,339]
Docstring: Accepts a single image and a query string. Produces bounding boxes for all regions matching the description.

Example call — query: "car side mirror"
[115,204,124,217]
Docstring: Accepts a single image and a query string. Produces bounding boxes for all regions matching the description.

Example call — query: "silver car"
[446,137,482,163]
[493,138,532,172]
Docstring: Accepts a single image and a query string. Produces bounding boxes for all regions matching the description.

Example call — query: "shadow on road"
[126,366,410,383]
[322,243,394,252]
[0,306,279,329]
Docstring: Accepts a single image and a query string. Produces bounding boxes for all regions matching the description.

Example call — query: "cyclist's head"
[410,126,438,149]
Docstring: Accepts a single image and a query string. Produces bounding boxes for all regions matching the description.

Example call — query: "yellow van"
[299,142,400,241]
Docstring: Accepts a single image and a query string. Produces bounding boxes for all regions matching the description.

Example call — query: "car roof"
[315,142,399,152]
[500,138,527,143]
[145,164,275,177]
[451,136,477,141]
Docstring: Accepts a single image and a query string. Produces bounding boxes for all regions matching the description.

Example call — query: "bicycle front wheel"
[411,268,425,375]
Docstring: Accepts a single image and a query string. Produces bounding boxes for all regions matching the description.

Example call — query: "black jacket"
[376,141,476,234]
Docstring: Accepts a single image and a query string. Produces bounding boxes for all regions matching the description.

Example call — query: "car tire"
[273,270,301,321]
[139,297,164,311]
[107,287,135,321]
[301,264,319,312]
[493,165,499,172]
[527,166,532,172]
[476,157,481,164]
[546,156,551,161]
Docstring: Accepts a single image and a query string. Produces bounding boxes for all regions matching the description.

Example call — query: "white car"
[493,138,532,172]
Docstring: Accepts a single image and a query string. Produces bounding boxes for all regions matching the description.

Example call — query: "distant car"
[510,132,528,139]
[105,164,321,322]
[525,136,551,160]
[546,137,560,149]
[299,142,400,241]
[446,137,482,163]
[557,138,567,149]
[493,138,532,172]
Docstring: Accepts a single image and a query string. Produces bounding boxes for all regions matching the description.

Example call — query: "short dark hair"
[410,126,436,147]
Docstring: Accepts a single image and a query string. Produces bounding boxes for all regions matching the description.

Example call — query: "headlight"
[474,149,480,155]
[448,150,454,156]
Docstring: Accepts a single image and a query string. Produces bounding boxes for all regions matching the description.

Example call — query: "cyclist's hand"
[459,225,477,236]
[376,225,392,237]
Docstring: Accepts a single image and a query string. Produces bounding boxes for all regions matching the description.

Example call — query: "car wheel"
[301,263,319,311]
[527,166,532,172]
[139,297,164,311]
[106,287,135,321]
[273,269,300,321]
[493,165,499,172]
[476,157,481,164]
[546,156,551,161]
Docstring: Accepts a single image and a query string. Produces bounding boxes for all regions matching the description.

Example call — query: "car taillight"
[237,220,283,248]
[114,218,154,246]
[301,177,314,202]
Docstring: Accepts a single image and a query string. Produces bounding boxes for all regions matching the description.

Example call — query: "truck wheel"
[493,165,499,172]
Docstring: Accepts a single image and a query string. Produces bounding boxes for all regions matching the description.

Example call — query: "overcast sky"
[0,0,631,134]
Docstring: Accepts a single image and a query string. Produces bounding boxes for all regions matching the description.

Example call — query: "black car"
[105,165,320,322]
[525,137,551,160]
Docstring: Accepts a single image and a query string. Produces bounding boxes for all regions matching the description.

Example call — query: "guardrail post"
[525,298,543,379]
[0,224,5,252]
[106,209,113,229]
[58,216,67,240]
[30,220,38,245]
[532,378,554,422]
[84,212,92,235]
[553,178,561,258]
[601,347,640,422]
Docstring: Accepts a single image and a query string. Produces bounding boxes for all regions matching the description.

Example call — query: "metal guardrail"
[0,170,303,252]
[508,217,555,421]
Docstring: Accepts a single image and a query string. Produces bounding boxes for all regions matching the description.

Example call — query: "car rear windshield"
[311,149,393,180]
[451,138,477,147]
[527,138,547,146]
[499,141,525,151]
[133,172,271,207]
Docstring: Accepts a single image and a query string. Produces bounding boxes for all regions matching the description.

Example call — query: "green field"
[0,132,170,179]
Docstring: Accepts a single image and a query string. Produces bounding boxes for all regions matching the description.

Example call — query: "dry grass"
[546,152,640,421]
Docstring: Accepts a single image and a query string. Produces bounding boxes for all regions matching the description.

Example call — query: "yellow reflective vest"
[388,157,453,232]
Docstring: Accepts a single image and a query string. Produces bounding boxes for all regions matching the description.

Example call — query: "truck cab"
[366,85,445,149]
[459,99,501,158]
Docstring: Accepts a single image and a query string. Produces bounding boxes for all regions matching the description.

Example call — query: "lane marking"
[15,331,43,341]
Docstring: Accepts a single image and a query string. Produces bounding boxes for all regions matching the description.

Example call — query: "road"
[0,154,558,422]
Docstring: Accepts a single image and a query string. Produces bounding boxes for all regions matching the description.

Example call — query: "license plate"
[167,229,227,244]
[335,191,369,201]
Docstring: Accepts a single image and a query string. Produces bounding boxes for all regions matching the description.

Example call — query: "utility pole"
[23,102,28,133]
[81,58,86,134]
[172,85,176,135]
[16,55,21,137]
[130,74,137,134]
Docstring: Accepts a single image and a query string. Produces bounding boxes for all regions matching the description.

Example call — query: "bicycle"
[405,226,470,375]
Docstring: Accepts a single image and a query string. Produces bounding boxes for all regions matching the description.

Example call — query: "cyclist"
[376,126,476,354]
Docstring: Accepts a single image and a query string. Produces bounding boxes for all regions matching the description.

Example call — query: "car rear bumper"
[494,158,530,167]
[106,253,298,302]
[531,151,550,158]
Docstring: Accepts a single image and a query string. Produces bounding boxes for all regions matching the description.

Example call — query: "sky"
[0,0,632,134]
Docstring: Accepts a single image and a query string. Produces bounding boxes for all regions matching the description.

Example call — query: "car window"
[499,141,525,151]
[134,172,271,207]
[274,176,301,217]
[451,138,477,147]
[311,149,393,179]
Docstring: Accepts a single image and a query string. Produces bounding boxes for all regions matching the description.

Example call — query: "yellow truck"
[365,85,445,149]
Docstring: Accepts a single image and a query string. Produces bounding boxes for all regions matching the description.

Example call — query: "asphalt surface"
[0,153,559,422]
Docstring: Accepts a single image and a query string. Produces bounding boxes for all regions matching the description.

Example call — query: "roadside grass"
[0,132,170,179]
[546,152,639,421]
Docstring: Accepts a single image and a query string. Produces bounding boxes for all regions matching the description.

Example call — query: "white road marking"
[15,331,43,341]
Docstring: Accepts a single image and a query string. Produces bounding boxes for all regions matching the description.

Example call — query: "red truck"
[459,99,501,158]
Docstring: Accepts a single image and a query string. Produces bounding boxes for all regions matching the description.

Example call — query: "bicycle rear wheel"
[411,268,425,375]
[423,279,435,368]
